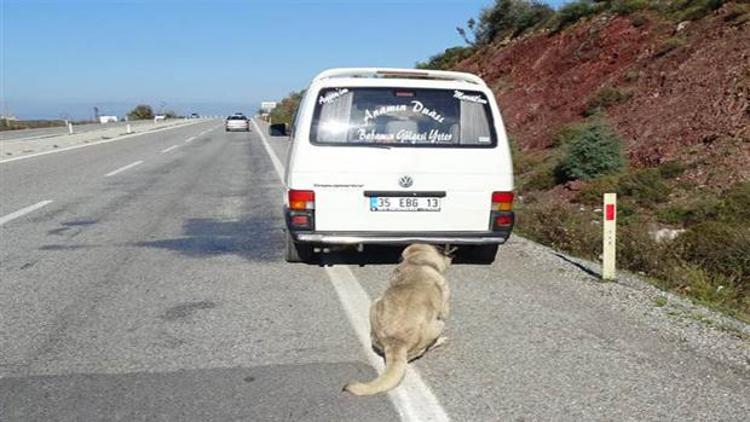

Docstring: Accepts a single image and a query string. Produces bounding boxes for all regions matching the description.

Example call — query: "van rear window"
[310,88,496,147]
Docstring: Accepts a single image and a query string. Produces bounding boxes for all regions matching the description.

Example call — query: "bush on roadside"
[607,0,651,15]
[470,0,555,45]
[127,104,154,120]
[584,87,633,116]
[269,91,304,125]
[556,119,626,182]
[549,0,601,32]
[416,46,476,70]
[516,195,603,259]
[677,222,750,283]
[618,168,672,208]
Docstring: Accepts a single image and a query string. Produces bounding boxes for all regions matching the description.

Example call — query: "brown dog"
[344,244,451,395]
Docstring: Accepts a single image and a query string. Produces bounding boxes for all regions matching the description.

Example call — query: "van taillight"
[491,191,514,211]
[289,190,315,210]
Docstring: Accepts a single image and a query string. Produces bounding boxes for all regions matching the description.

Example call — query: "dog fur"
[344,243,451,396]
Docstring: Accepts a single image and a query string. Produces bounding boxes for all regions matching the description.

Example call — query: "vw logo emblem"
[398,176,413,188]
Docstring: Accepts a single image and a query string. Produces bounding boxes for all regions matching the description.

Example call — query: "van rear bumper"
[291,230,511,245]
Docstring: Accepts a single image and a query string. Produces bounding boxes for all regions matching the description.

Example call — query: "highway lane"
[0,122,396,421]
[1,119,748,421]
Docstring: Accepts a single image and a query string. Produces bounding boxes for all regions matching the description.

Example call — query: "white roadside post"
[126,124,132,134]
[67,122,74,134]
[602,193,617,280]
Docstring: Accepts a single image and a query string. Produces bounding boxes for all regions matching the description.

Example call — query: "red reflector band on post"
[288,190,315,210]
[605,204,615,221]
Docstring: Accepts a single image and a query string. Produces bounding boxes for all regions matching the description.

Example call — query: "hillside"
[423,0,750,321]
[454,1,749,187]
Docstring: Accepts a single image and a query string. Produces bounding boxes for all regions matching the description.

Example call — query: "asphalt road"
[1,119,748,421]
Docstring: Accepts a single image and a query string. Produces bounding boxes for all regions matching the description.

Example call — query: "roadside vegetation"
[127,104,155,120]
[513,116,749,322]
[1,119,66,131]
[417,0,743,70]
[416,0,750,321]
[269,91,304,125]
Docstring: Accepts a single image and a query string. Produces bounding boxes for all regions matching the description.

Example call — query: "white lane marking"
[184,136,196,143]
[254,117,449,422]
[104,160,144,177]
[0,120,205,164]
[250,118,284,180]
[161,145,180,153]
[0,200,54,226]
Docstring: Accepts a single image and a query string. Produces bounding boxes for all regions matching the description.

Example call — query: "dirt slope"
[456,3,749,187]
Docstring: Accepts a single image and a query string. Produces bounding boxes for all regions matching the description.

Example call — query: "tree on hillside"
[269,91,304,125]
[127,104,154,120]
[463,0,554,45]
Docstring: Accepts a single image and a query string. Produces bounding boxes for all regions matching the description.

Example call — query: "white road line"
[161,145,180,153]
[0,120,204,164]
[104,160,144,177]
[250,118,284,180]
[184,136,196,143]
[0,200,54,226]
[253,117,449,422]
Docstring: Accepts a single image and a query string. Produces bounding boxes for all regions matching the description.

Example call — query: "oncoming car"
[225,114,250,131]
[276,68,514,264]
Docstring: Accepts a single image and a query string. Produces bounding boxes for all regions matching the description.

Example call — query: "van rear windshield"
[310,88,496,147]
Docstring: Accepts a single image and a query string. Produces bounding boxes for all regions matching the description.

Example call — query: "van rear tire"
[460,244,498,264]
[285,233,313,263]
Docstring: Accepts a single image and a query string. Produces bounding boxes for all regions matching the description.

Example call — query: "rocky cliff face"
[456,3,749,187]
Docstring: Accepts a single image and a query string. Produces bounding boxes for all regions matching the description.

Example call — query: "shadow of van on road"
[134,217,285,263]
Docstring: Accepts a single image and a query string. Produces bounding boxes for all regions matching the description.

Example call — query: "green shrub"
[127,104,154,120]
[550,0,600,32]
[618,222,675,278]
[671,0,727,21]
[584,87,633,116]
[269,91,304,125]
[618,168,672,208]
[678,222,750,283]
[472,0,555,45]
[608,0,651,15]
[658,160,686,179]
[516,195,602,258]
[717,181,750,224]
[416,46,476,70]
[575,174,622,205]
[653,36,687,57]
[556,119,626,182]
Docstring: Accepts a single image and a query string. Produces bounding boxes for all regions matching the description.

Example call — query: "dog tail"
[343,344,408,396]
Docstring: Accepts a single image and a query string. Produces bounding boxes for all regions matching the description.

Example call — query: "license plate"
[369,197,441,212]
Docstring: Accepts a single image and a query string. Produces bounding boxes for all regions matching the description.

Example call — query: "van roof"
[312,67,487,87]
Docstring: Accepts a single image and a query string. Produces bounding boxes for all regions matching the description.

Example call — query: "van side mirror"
[269,123,289,137]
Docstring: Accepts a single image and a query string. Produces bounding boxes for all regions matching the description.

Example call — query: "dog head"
[401,244,452,272]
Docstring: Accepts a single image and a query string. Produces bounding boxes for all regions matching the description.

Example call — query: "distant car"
[225,115,250,132]
[190,113,200,119]
[154,114,166,121]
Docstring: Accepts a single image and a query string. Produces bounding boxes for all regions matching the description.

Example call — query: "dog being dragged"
[344,243,451,396]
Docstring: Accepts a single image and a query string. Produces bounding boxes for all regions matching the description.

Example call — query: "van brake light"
[289,190,315,210]
[491,191,514,211]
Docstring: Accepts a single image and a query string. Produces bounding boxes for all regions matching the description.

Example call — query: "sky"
[2,0,568,119]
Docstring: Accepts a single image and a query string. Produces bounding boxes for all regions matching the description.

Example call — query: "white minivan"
[274,68,514,264]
